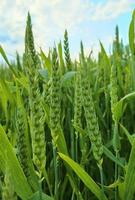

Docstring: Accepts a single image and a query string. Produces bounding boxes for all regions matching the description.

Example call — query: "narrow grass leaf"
[124,139,135,199]
[103,146,124,168]
[0,125,33,200]
[29,191,54,200]
[59,153,108,200]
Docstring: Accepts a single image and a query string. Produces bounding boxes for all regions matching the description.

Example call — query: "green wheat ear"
[80,43,103,165]
[82,76,103,164]
[28,68,46,175]
[80,41,85,61]
[23,13,46,176]
[110,64,118,121]
[50,47,61,133]
[16,106,30,179]
[73,68,82,130]
[23,12,40,74]
[64,30,72,71]
[25,12,36,59]
[113,25,120,56]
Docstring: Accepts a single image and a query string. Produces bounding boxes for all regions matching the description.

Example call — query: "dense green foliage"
[0,10,135,200]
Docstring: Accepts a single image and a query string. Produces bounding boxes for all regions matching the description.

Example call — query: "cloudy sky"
[0,0,134,61]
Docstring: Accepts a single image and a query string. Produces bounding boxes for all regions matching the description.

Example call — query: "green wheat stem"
[53,144,59,200]
[38,177,43,200]
[99,164,104,200]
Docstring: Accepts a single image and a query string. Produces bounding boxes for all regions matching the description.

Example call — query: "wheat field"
[0,9,135,200]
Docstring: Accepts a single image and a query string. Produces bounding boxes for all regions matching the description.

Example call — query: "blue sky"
[0,0,134,62]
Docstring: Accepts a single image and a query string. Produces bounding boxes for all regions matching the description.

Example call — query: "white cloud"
[0,0,90,56]
[91,0,134,21]
[0,0,134,61]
